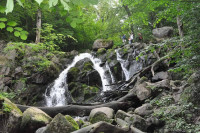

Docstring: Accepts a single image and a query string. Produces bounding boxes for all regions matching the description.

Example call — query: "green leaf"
[7,27,13,32]
[14,31,20,37]
[5,0,14,14]
[0,18,7,22]
[60,0,70,11]
[7,21,17,26]
[21,31,29,35]
[35,0,43,5]
[16,0,24,7]
[15,27,23,31]
[20,34,27,40]
[49,0,58,8]
[70,21,76,28]
[0,23,5,29]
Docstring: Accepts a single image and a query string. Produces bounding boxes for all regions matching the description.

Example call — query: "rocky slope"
[0,36,200,132]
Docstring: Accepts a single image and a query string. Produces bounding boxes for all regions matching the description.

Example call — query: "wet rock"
[134,103,153,116]
[89,107,114,124]
[93,39,113,50]
[152,26,173,38]
[20,107,52,133]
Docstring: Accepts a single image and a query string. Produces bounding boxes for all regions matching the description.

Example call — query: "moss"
[65,115,79,130]
[1,97,22,115]
[97,48,106,55]
[113,66,118,73]
[89,112,113,124]
[69,67,80,75]
[139,76,148,84]
[21,107,52,128]
[83,61,93,71]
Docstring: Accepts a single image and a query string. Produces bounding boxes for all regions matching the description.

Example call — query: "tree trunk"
[17,101,133,117]
[35,9,42,44]
[177,15,184,38]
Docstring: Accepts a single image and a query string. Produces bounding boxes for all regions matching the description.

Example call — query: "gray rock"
[115,110,132,120]
[0,66,10,75]
[72,121,130,133]
[1,98,23,133]
[44,113,77,133]
[134,103,153,116]
[89,107,114,124]
[20,107,52,133]
[125,114,147,131]
[136,82,151,101]
[6,49,17,61]
[152,71,170,82]
[15,67,23,74]
[152,26,173,38]
[35,127,47,133]
[93,39,113,50]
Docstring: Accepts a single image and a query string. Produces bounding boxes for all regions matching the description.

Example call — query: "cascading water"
[115,49,130,81]
[106,62,116,83]
[45,53,110,107]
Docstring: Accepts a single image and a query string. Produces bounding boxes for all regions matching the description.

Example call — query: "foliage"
[4,42,62,72]
[0,16,28,40]
[0,92,16,99]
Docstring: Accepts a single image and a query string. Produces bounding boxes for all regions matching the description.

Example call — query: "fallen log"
[17,101,132,117]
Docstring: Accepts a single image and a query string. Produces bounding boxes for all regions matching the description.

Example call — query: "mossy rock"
[83,61,93,71]
[65,115,79,130]
[21,107,52,133]
[69,67,80,75]
[45,113,76,133]
[0,97,23,133]
[0,97,22,116]
[97,48,106,55]
[89,112,113,124]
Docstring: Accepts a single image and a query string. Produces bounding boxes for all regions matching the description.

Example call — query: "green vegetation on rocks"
[65,115,79,130]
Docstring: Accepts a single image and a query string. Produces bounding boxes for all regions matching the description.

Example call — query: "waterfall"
[115,49,130,81]
[106,62,116,83]
[45,53,110,107]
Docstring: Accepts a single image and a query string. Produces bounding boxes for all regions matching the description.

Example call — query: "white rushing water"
[45,53,110,107]
[115,49,130,81]
[106,62,116,83]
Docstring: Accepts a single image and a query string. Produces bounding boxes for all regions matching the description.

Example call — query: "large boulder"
[20,107,52,133]
[135,82,152,101]
[44,113,77,133]
[152,26,173,38]
[89,107,114,124]
[0,97,23,133]
[92,39,113,50]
